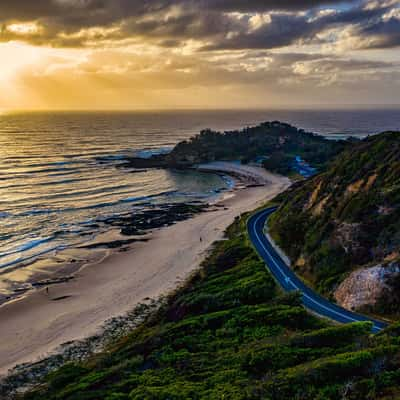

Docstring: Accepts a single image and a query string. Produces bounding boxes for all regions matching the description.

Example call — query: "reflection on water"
[0,109,399,296]
[0,112,238,294]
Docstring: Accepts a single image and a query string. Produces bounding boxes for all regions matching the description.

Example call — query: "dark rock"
[32,277,74,287]
[102,203,208,238]
[81,238,148,249]
[120,155,169,169]
[52,295,72,301]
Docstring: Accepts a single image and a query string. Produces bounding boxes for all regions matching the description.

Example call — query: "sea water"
[0,108,399,296]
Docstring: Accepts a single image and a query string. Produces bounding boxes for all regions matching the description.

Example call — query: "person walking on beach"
[200,236,202,242]
[46,286,49,295]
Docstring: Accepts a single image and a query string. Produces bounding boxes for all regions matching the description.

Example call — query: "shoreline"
[0,203,209,307]
[0,163,290,377]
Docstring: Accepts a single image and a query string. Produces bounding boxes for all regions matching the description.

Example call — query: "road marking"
[250,211,382,332]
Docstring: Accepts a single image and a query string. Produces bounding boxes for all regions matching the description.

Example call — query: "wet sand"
[0,163,290,375]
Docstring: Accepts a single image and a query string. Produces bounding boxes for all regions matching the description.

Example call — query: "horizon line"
[2,104,400,113]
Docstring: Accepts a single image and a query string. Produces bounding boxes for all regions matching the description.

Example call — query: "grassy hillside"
[126,122,348,175]
[19,212,400,400]
[269,132,400,313]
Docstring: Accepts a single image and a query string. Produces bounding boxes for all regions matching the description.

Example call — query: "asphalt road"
[247,207,388,333]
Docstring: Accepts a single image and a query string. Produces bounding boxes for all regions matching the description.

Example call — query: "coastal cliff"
[269,131,400,316]
[4,128,400,400]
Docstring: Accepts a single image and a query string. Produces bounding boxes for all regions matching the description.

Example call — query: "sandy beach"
[0,163,290,376]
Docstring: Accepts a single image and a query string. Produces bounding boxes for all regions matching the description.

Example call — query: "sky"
[0,0,399,110]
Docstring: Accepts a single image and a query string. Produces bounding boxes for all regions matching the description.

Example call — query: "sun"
[0,42,43,83]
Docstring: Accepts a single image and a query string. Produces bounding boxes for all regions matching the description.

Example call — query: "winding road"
[248,207,388,333]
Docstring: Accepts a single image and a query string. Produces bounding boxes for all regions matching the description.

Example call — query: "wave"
[0,166,81,176]
[0,183,135,206]
[13,190,179,217]
[16,209,55,217]
[220,175,235,189]
[45,170,81,178]
[0,236,54,259]
[0,145,230,286]
[0,160,82,170]
[0,244,65,272]
[95,154,128,162]
[174,191,212,199]
[133,147,173,159]
[0,177,93,190]
[77,190,179,210]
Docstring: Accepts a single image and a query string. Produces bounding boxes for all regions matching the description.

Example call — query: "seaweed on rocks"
[102,203,208,237]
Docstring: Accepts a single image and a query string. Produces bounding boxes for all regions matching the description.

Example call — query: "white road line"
[251,211,382,331]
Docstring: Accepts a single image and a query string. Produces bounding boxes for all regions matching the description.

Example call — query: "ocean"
[0,108,399,298]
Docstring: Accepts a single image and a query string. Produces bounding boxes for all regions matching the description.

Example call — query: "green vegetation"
[269,132,400,312]
[21,212,400,400]
[127,121,348,175]
[169,122,347,173]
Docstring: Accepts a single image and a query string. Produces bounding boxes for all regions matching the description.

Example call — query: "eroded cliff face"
[334,262,400,312]
[268,131,400,315]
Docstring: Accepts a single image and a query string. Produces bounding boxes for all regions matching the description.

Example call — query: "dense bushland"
[127,121,348,175]
[22,212,400,400]
[269,132,400,311]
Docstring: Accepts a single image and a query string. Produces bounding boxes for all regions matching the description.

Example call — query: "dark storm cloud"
[203,13,316,50]
[119,10,241,41]
[175,0,360,12]
[357,16,400,48]
[204,2,397,50]
[0,0,358,21]
[0,0,399,51]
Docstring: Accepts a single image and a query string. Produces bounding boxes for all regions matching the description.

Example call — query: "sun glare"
[0,42,42,82]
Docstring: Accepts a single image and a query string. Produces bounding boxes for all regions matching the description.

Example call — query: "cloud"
[1,0,398,52]
[202,13,316,50]
[356,14,400,48]
[0,0,358,22]
[203,1,399,50]
[7,45,397,110]
[176,0,360,13]
[0,0,399,109]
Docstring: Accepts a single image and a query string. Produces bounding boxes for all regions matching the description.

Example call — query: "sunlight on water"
[0,109,399,297]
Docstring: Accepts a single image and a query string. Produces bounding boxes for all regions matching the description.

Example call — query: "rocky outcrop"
[122,121,346,173]
[101,203,208,236]
[333,221,371,264]
[334,262,400,311]
[122,155,170,169]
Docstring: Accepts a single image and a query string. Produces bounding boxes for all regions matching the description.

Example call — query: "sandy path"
[0,164,290,375]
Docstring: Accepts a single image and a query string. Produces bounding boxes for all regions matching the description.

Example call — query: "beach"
[0,163,290,376]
